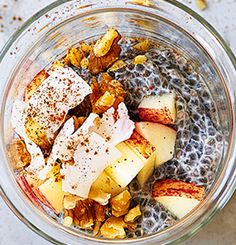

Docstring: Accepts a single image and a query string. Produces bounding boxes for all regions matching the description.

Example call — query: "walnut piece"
[133,39,150,52]
[110,190,131,217]
[93,28,119,57]
[73,199,108,230]
[132,55,147,64]
[124,204,141,222]
[63,194,81,209]
[89,31,121,75]
[108,60,127,72]
[64,47,85,68]
[64,209,74,227]
[8,139,31,169]
[100,216,126,239]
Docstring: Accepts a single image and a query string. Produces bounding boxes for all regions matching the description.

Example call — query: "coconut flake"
[48,113,99,164]
[61,132,122,198]
[26,67,92,140]
[11,100,49,179]
[95,102,135,145]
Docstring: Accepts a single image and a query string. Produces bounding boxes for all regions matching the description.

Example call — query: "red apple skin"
[17,175,56,212]
[152,179,205,201]
[138,107,174,124]
[17,176,43,208]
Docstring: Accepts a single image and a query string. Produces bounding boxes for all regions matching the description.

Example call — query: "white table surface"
[0,0,235,244]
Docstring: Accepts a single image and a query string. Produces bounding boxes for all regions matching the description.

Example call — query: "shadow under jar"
[0,0,235,245]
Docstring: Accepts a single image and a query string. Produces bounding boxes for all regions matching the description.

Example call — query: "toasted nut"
[73,199,94,229]
[80,42,93,56]
[133,55,147,64]
[94,201,108,222]
[89,188,111,205]
[133,39,150,52]
[93,221,102,236]
[80,57,89,69]
[90,77,102,112]
[89,32,121,75]
[72,116,86,131]
[64,47,84,67]
[64,209,74,227]
[108,60,127,72]
[196,0,207,10]
[100,73,126,109]
[100,216,126,239]
[52,60,64,68]
[24,70,49,102]
[8,140,31,169]
[124,205,141,222]
[64,195,81,209]
[94,91,116,114]
[110,190,131,217]
[25,116,50,150]
[94,28,119,57]
[125,222,137,231]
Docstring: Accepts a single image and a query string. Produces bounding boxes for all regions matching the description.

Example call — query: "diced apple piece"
[155,196,200,219]
[125,131,156,187]
[38,177,66,214]
[138,93,176,124]
[24,70,49,102]
[89,189,111,206]
[152,179,205,219]
[17,175,43,208]
[136,122,176,167]
[105,142,144,188]
[90,171,126,197]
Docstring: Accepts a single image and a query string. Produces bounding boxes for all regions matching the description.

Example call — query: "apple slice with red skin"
[17,175,43,208]
[138,93,176,124]
[135,122,177,167]
[152,179,205,219]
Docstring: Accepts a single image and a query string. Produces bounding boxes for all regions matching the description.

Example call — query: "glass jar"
[0,0,235,244]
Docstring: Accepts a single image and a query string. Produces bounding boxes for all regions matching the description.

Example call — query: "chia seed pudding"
[10,28,223,239]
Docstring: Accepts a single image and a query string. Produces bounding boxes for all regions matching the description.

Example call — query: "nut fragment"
[89,31,121,75]
[99,73,126,109]
[131,0,152,6]
[124,204,141,222]
[94,91,116,114]
[89,188,111,205]
[108,60,127,72]
[80,42,93,56]
[64,47,84,68]
[94,28,119,57]
[25,116,50,150]
[8,139,31,169]
[72,116,86,131]
[196,0,207,10]
[64,209,74,227]
[110,190,131,217]
[80,57,89,69]
[63,194,81,209]
[133,39,150,52]
[73,199,108,230]
[74,199,94,229]
[24,70,49,102]
[100,216,126,239]
[52,60,64,68]
[132,55,147,64]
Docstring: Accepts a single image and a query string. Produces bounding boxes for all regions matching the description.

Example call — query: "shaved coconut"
[61,132,122,198]
[11,100,49,179]
[96,102,135,145]
[48,113,99,164]
[26,67,92,140]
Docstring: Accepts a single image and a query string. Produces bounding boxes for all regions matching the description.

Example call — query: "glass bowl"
[0,0,235,244]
